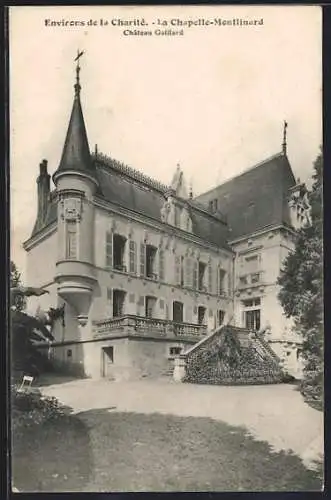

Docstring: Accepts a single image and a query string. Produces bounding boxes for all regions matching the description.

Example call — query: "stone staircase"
[182,324,285,385]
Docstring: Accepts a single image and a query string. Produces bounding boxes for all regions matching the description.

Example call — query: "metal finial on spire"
[282,120,288,155]
[74,49,84,97]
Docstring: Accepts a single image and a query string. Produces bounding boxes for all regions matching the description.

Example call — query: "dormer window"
[208,199,218,213]
[289,182,310,229]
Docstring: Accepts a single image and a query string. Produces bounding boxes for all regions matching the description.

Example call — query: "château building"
[23,61,310,381]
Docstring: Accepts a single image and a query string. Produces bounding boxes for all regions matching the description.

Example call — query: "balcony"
[237,271,264,290]
[93,315,208,340]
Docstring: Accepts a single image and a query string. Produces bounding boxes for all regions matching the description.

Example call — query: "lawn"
[12,409,323,492]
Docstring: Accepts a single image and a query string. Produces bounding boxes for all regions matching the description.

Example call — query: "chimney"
[37,159,50,225]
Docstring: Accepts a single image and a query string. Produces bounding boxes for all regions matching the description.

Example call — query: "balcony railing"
[93,314,208,339]
[238,271,264,289]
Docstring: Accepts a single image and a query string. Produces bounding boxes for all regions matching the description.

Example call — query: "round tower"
[52,55,98,326]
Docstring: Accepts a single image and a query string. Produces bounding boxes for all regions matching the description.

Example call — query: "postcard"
[9,5,323,493]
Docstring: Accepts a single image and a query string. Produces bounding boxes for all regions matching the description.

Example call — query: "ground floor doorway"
[101,346,114,378]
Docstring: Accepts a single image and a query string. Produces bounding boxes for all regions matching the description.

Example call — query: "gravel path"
[41,378,323,470]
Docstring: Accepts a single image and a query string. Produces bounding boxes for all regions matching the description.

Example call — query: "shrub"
[300,370,323,411]
[11,385,72,433]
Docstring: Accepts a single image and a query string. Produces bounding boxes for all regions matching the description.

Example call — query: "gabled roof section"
[195,153,296,240]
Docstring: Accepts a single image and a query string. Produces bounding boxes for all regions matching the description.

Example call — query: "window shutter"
[129,293,135,303]
[208,263,213,293]
[213,263,218,295]
[227,269,232,296]
[140,243,146,276]
[129,240,137,274]
[241,310,246,328]
[175,255,181,286]
[193,260,198,290]
[138,296,145,306]
[186,305,192,323]
[185,257,192,288]
[107,288,112,302]
[106,231,113,269]
[159,249,165,281]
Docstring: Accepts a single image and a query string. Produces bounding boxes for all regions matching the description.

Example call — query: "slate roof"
[29,153,231,251]
[52,85,97,181]
[94,154,231,250]
[194,153,296,241]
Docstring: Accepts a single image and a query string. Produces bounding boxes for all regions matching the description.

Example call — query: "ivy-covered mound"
[184,326,285,386]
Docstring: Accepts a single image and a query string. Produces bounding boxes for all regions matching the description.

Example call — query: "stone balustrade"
[93,315,207,339]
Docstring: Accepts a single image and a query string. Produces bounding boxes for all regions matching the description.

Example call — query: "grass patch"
[12,410,323,492]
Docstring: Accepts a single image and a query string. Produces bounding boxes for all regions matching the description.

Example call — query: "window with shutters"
[173,301,184,323]
[159,249,165,281]
[198,262,207,291]
[146,245,157,279]
[66,221,77,259]
[129,240,137,274]
[198,306,206,325]
[105,231,113,269]
[113,290,126,317]
[145,296,157,318]
[113,234,127,272]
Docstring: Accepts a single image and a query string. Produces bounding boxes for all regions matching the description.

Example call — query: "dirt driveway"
[40,377,323,470]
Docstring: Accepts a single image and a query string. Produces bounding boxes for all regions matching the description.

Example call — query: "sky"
[9,5,322,280]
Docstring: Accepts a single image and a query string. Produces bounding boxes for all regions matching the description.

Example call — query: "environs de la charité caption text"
[44,17,264,36]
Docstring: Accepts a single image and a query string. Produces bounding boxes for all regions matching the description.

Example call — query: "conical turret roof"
[53,59,97,183]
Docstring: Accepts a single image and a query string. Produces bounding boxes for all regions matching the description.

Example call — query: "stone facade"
[23,65,309,381]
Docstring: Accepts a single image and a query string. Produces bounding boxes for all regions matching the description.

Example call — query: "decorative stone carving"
[60,197,82,222]
[180,206,192,233]
[161,201,171,223]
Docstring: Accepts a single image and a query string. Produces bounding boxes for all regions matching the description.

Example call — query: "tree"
[10,262,56,378]
[10,261,25,311]
[277,149,323,407]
